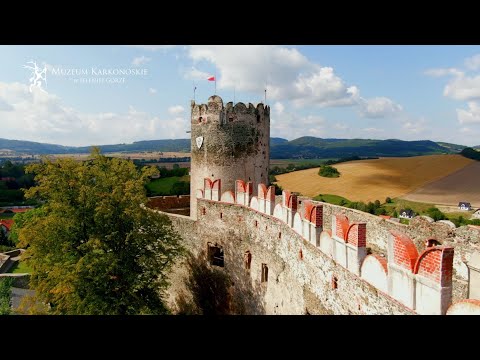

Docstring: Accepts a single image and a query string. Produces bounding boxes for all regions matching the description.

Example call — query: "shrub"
[318,165,340,178]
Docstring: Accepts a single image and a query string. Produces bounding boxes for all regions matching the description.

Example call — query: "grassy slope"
[313,194,351,206]
[146,175,190,195]
[8,261,32,274]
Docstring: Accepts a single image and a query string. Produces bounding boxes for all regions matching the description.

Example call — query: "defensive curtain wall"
[147,95,479,314]
[149,177,480,315]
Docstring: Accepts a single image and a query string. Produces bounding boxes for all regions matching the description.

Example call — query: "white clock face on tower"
[196,136,204,149]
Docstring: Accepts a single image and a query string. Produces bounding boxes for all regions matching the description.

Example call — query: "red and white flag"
[207,76,215,81]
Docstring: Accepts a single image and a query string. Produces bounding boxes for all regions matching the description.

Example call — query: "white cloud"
[0,82,188,146]
[444,75,480,101]
[132,56,151,66]
[362,127,384,133]
[358,97,403,118]
[168,105,185,116]
[424,68,464,77]
[292,68,359,107]
[457,101,480,124]
[183,66,211,81]
[188,46,353,106]
[403,118,427,134]
[334,123,348,130]
[271,104,326,139]
[465,54,480,71]
[125,45,176,51]
[187,45,401,118]
[148,88,157,94]
[273,101,284,114]
[0,97,13,111]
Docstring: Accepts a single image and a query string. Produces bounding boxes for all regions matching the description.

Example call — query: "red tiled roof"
[11,208,29,213]
[0,219,14,231]
[379,215,392,219]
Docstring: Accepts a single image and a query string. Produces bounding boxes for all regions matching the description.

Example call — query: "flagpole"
[215,70,217,95]
[233,86,235,104]
[193,81,196,102]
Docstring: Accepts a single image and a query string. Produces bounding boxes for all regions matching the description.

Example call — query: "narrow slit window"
[261,263,268,282]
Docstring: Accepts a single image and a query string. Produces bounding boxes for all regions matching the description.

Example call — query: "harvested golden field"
[402,161,480,207]
[275,155,474,203]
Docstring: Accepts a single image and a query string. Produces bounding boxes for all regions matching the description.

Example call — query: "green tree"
[426,207,446,221]
[385,197,392,204]
[170,181,190,195]
[0,278,13,315]
[393,210,398,218]
[15,148,184,315]
[0,228,8,246]
[318,165,340,178]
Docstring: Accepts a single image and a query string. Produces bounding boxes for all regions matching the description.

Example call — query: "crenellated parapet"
[194,176,462,315]
[191,96,270,126]
[387,231,454,314]
[190,95,270,218]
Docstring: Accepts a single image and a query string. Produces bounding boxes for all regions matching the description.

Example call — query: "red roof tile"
[0,219,14,231]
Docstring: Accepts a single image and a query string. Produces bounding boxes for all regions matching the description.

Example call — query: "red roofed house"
[0,219,14,235]
[11,208,29,213]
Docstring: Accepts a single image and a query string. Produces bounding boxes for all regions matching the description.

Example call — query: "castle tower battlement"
[190,95,270,218]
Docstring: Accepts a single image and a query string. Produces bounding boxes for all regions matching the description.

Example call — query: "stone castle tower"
[190,95,270,218]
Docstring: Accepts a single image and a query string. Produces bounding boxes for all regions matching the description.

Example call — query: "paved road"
[10,287,35,311]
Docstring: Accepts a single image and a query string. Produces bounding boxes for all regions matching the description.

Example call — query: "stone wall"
[152,178,479,315]
[189,96,270,219]
[299,196,479,302]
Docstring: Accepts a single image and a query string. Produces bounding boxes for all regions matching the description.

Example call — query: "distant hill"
[270,137,457,159]
[436,142,468,152]
[0,136,466,159]
[0,138,77,154]
[76,139,191,153]
[270,137,289,146]
[0,138,191,154]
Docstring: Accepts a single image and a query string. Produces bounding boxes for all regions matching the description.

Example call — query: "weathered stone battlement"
[190,177,462,314]
[190,96,270,219]
[191,95,270,125]
[151,175,480,315]
[176,94,480,315]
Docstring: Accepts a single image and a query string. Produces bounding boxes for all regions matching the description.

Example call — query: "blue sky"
[1,45,480,146]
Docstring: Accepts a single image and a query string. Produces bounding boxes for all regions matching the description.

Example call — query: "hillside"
[437,142,468,153]
[0,138,191,154]
[0,136,466,158]
[270,138,456,159]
